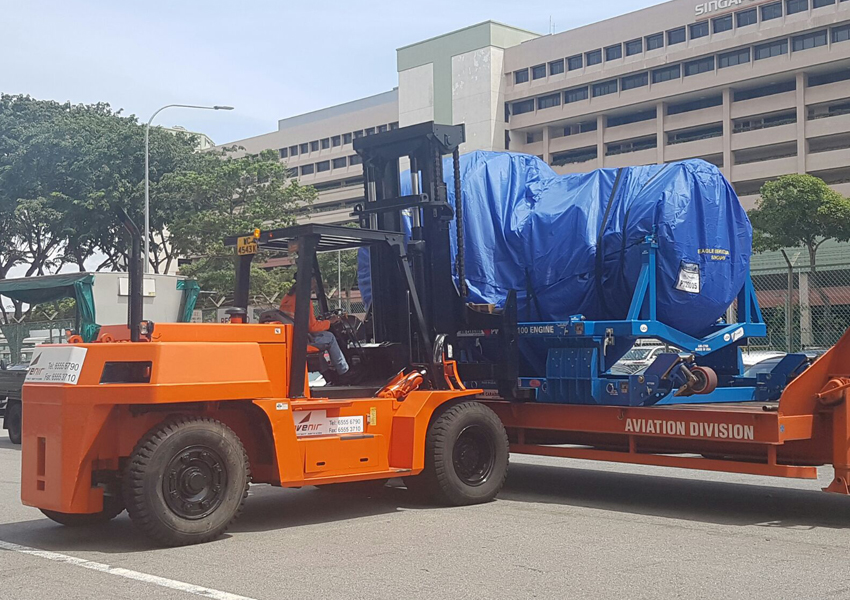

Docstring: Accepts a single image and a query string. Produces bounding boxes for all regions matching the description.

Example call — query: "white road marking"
[0,539,258,600]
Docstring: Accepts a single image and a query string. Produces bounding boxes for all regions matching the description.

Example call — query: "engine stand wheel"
[691,366,718,395]
[123,416,250,547]
[405,401,509,506]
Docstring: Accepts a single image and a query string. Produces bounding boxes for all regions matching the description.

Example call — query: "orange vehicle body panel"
[20,322,480,515]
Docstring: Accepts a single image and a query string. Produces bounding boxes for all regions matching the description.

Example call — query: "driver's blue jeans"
[309,331,350,374]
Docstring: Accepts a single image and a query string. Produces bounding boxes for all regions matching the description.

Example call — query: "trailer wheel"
[6,400,21,445]
[41,493,124,527]
[406,401,508,506]
[123,416,250,547]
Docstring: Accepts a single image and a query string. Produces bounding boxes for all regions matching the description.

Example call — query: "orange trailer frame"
[484,328,850,494]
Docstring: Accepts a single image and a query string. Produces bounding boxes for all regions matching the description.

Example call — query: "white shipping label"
[25,346,88,385]
[294,410,365,437]
[675,262,701,294]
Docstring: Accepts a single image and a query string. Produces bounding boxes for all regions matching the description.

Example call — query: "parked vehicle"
[0,361,27,444]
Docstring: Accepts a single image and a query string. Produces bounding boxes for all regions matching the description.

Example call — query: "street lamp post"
[144,104,233,273]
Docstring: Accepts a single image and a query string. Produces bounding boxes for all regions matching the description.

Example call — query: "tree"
[749,174,850,270]
[749,174,850,343]
[166,148,316,305]
[0,94,200,276]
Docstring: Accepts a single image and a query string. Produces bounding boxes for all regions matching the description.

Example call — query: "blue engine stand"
[514,236,798,406]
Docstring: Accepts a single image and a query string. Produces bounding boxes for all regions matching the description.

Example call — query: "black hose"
[452,148,468,299]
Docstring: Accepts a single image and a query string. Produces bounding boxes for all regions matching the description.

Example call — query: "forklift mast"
[352,122,466,364]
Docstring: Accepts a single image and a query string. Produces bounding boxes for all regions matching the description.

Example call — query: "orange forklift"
[20,123,511,546]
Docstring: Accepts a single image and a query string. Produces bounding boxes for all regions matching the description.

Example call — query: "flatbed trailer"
[485,328,850,493]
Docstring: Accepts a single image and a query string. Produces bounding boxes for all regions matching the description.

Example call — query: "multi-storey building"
[221,0,850,220]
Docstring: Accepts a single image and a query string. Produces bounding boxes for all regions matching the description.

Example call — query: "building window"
[834,24,850,43]
[389,122,399,130]
[321,138,330,149]
[532,64,547,79]
[310,140,319,152]
[734,80,795,101]
[808,67,850,86]
[792,30,828,51]
[626,39,643,56]
[592,80,618,97]
[331,135,341,147]
[761,1,783,20]
[549,59,565,75]
[343,133,352,144]
[279,147,288,159]
[289,145,298,156]
[537,93,561,110]
[755,39,788,60]
[349,155,362,166]
[332,157,347,169]
[526,132,542,144]
[621,72,648,90]
[668,95,723,115]
[354,130,364,138]
[608,109,655,128]
[316,160,330,173]
[652,64,681,83]
[719,48,751,68]
[300,164,314,175]
[646,33,664,50]
[667,27,686,45]
[378,124,388,133]
[512,99,535,115]
[365,127,375,136]
[568,54,583,70]
[786,0,808,14]
[300,143,309,154]
[690,21,709,39]
[684,56,715,76]
[605,44,623,61]
[551,147,598,166]
[737,8,758,27]
[813,0,834,6]
[287,167,298,178]
[713,14,733,33]
[564,86,589,104]
[514,69,529,84]
[586,49,602,66]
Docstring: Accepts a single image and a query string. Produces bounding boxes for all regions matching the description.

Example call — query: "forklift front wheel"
[41,493,125,527]
[123,416,250,547]
[406,401,509,506]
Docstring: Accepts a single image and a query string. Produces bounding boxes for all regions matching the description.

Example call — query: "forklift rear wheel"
[406,401,509,506]
[123,416,250,547]
[6,400,21,445]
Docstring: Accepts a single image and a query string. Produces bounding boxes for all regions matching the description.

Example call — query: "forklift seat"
[258,310,320,353]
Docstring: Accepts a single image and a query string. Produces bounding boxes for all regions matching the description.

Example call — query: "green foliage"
[749,174,850,259]
[0,94,200,276]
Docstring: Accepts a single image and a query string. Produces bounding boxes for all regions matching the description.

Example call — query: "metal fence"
[748,260,850,352]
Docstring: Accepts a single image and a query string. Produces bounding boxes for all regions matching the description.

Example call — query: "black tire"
[41,493,125,527]
[405,401,508,506]
[6,401,21,445]
[123,416,250,547]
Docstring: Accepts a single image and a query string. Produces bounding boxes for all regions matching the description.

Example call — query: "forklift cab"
[225,224,432,398]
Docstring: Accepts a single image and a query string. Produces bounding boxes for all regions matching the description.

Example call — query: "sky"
[1,0,664,145]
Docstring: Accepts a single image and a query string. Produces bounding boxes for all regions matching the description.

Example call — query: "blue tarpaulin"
[360,151,751,339]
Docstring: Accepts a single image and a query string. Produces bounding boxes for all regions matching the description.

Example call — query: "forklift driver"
[280,273,350,375]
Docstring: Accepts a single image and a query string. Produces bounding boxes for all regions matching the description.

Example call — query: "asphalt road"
[3,429,850,600]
